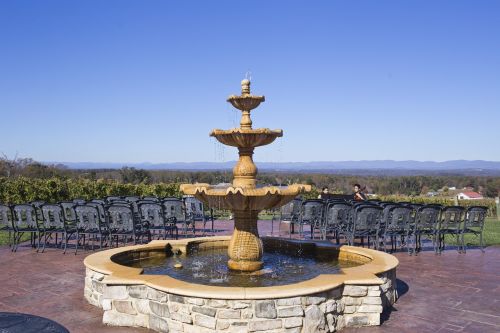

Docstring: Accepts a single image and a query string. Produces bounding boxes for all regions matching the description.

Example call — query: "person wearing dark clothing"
[353,184,368,201]
[318,187,333,201]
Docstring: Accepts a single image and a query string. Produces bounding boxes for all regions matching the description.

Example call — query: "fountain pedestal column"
[233,147,257,189]
[228,210,263,271]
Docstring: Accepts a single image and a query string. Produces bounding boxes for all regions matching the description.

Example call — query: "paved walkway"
[0,220,499,333]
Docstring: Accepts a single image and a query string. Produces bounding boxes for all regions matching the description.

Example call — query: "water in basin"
[117,245,362,288]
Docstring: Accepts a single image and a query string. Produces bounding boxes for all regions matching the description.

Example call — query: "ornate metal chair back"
[107,205,135,233]
[75,205,101,231]
[463,206,488,230]
[0,204,13,229]
[12,204,38,230]
[162,198,186,223]
[41,204,65,229]
[353,205,383,232]
[139,202,165,228]
[440,206,464,231]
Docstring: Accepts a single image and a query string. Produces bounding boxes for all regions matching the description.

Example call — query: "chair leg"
[440,234,445,254]
[36,231,43,252]
[40,232,50,253]
[479,231,485,253]
[75,232,80,255]
[63,232,68,254]
[11,231,17,252]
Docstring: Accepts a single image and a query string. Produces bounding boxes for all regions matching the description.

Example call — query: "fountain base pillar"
[228,210,263,271]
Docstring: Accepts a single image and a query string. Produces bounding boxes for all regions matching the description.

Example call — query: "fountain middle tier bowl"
[179,183,311,211]
[210,128,283,148]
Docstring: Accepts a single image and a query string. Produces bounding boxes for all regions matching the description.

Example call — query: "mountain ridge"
[47,160,500,171]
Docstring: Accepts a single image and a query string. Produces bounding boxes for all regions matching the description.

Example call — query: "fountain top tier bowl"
[211,79,282,148]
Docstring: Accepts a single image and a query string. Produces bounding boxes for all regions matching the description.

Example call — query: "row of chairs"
[0,195,213,254]
[274,198,488,254]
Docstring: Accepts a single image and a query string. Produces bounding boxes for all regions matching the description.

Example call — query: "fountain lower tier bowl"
[179,183,311,210]
[84,237,399,332]
[210,128,283,148]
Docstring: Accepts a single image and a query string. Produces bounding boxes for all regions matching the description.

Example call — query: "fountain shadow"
[380,278,409,324]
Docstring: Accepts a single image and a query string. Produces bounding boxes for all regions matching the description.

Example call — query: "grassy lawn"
[0,232,30,247]
[445,217,500,247]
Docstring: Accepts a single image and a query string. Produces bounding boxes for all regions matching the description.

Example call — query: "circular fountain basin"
[84,237,398,332]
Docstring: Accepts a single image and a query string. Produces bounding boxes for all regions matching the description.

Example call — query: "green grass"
[0,231,30,247]
[445,217,500,247]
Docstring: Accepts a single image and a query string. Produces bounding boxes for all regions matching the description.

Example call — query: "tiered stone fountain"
[83,80,399,333]
[180,79,310,272]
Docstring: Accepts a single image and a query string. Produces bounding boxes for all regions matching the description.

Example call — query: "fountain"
[180,79,311,272]
[83,80,399,333]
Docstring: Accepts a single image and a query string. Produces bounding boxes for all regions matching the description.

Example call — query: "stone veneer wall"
[85,268,397,333]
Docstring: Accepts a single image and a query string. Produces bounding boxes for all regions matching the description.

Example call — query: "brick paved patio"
[0,220,499,332]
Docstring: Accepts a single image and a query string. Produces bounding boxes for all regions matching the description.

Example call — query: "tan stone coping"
[83,236,399,300]
[179,183,312,197]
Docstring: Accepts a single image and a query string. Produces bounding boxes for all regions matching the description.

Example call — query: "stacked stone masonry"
[85,268,397,333]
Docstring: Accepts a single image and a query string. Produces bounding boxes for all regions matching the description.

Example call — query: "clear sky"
[1,0,499,164]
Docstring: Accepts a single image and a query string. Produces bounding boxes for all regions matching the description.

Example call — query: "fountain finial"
[241,79,251,95]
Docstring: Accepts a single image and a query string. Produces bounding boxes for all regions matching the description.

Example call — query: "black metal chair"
[273,198,302,237]
[59,201,77,227]
[75,205,109,253]
[11,204,40,252]
[413,205,441,254]
[107,205,148,246]
[381,206,414,253]
[436,206,465,254]
[461,206,488,253]
[184,196,208,235]
[298,199,325,239]
[349,205,383,248]
[0,204,15,249]
[323,201,351,243]
[87,201,107,222]
[162,198,189,236]
[138,202,178,240]
[30,200,45,221]
[40,204,66,252]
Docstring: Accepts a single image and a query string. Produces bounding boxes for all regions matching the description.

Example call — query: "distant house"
[457,191,484,200]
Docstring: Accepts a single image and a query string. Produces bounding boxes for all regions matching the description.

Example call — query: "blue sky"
[0,0,499,163]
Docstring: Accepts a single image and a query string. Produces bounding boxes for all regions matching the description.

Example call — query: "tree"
[119,167,151,184]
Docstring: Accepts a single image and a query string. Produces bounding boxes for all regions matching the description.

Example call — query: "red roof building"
[457,191,484,200]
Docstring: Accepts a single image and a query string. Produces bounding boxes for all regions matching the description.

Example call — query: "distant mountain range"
[50,160,500,174]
